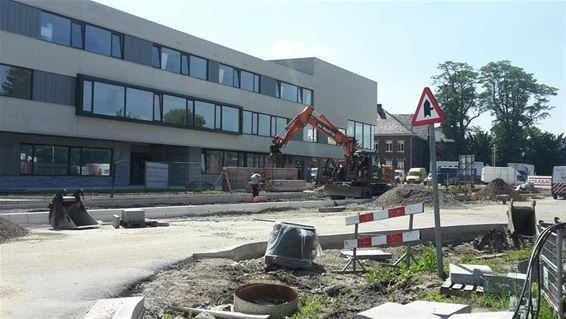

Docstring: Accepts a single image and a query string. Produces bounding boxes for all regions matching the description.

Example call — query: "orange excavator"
[270,105,392,198]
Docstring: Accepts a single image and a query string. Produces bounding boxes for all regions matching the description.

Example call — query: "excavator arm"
[269,106,357,165]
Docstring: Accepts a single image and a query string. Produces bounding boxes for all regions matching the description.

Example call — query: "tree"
[478,61,557,164]
[432,61,480,158]
[464,127,493,164]
[522,127,566,175]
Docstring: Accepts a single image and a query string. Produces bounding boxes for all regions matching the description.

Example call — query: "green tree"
[523,127,566,175]
[478,61,557,164]
[432,61,480,158]
[464,127,493,164]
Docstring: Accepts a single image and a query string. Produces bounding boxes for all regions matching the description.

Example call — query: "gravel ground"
[370,184,460,209]
[0,217,29,243]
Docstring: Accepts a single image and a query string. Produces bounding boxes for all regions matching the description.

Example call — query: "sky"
[94,0,565,134]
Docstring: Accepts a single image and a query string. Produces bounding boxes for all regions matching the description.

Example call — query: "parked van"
[551,166,566,199]
[406,168,427,184]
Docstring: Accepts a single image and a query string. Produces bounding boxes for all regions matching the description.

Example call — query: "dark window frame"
[76,74,242,135]
[19,143,113,177]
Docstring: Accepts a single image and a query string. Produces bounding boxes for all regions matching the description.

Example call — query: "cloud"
[265,39,332,60]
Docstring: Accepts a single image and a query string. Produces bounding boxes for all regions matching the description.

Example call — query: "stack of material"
[223,167,299,191]
[264,179,306,192]
[473,178,525,201]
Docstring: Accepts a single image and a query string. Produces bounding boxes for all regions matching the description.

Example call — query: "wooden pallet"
[440,279,484,296]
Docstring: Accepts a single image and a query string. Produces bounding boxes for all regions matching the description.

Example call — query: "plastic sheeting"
[264,222,321,269]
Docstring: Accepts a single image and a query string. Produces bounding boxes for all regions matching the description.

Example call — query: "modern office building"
[0,0,377,191]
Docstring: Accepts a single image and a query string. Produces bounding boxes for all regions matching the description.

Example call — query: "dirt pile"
[373,184,460,208]
[0,217,29,243]
[473,178,525,201]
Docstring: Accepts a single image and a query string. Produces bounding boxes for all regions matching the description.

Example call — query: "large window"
[151,45,160,68]
[71,22,83,48]
[40,12,71,46]
[280,82,298,102]
[0,64,32,99]
[398,140,405,153]
[258,114,271,136]
[218,64,236,87]
[190,55,207,80]
[347,120,375,150]
[19,144,111,176]
[303,125,317,142]
[126,88,153,121]
[163,95,187,126]
[161,47,181,73]
[93,82,125,117]
[194,101,215,129]
[242,111,253,134]
[302,88,313,105]
[240,71,260,93]
[203,150,223,174]
[202,149,270,173]
[85,25,111,56]
[386,140,393,152]
[222,105,240,133]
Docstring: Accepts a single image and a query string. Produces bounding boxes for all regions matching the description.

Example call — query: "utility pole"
[492,145,496,166]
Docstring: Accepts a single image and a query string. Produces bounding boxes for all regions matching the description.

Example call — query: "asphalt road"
[0,198,563,318]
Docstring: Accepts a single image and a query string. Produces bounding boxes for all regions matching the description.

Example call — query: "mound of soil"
[373,184,460,208]
[0,217,29,243]
[473,178,525,201]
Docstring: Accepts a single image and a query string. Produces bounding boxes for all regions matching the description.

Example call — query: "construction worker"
[250,172,261,202]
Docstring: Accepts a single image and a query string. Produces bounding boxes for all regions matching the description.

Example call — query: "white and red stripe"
[344,230,420,249]
[552,183,566,195]
[345,203,424,226]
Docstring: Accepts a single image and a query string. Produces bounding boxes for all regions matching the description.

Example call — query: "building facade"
[375,105,451,172]
[0,0,376,191]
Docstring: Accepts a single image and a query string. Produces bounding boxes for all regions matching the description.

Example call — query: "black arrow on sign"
[424,100,431,117]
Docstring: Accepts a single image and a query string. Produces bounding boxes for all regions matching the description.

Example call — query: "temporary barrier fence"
[342,203,424,272]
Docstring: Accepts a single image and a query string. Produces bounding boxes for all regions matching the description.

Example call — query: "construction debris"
[264,222,319,269]
[0,217,29,243]
[354,302,441,319]
[121,208,145,228]
[372,184,459,208]
[449,264,493,286]
[473,178,525,202]
[405,300,471,319]
[472,228,509,251]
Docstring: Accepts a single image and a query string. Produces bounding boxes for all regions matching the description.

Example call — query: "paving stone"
[84,296,144,319]
[449,311,515,319]
[405,300,471,318]
[449,263,493,285]
[354,302,441,319]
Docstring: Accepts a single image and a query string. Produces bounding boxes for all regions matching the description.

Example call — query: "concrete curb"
[2,198,367,225]
[193,223,508,261]
[84,296,144,319]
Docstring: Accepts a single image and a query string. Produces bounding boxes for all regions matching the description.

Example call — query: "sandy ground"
[0,198,563,318]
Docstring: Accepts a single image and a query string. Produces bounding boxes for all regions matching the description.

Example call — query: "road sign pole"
[428,124,444,277]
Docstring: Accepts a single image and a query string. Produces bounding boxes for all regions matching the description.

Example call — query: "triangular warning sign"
[411,87,446,126]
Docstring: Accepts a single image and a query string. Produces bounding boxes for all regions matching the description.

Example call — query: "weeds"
[291,294,329,319]
[505,242,533,262]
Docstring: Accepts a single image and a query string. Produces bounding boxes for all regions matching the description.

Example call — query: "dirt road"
[0,198,562,318]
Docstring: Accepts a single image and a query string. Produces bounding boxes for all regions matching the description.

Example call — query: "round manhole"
[234,283,298,318]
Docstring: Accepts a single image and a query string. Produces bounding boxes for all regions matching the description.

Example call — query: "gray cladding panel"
[124,35,153,66]
[32,71,76,105]
[0,0,39,38]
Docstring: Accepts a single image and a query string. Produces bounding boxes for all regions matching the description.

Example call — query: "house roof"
[375,109,454,143]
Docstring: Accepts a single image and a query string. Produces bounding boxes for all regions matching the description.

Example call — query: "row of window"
[40,11,123,58]
[36,9,313,106]
[19,144,112,176]
[0,64,32,99]
[202,149,272,174]
[346,120,375,150]
[384,158,405,171]
[80,78,240,133]
[242,111,287,137]
[384,140,405,153]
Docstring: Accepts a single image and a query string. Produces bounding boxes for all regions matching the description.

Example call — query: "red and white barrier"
[344,230,420,249]
[345,203,424,226]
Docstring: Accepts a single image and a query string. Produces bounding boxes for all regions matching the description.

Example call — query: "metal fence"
[539,222,566,318]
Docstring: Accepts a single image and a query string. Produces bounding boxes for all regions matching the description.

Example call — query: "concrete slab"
[484,273,527,295]
[340,249,392,260]
[405,301,471,319]
[354,302,441,319]
[84,296,144,319]
[449,264,493,286]
[448,311,514,319]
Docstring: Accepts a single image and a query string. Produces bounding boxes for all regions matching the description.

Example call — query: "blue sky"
[95,0,565,134]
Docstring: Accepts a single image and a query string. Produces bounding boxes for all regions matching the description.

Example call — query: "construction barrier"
[342,203,423,272]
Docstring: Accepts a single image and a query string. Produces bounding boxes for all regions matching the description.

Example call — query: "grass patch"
[505,242,533,262]
[291,294,329,319]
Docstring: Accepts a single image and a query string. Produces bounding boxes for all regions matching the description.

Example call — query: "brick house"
[375,105,452,172]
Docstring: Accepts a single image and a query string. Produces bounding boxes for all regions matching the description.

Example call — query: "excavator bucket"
[48,189,99,230]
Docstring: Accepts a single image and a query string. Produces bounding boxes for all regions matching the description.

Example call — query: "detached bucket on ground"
[233,283,298,318]
[48,189,99,230]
